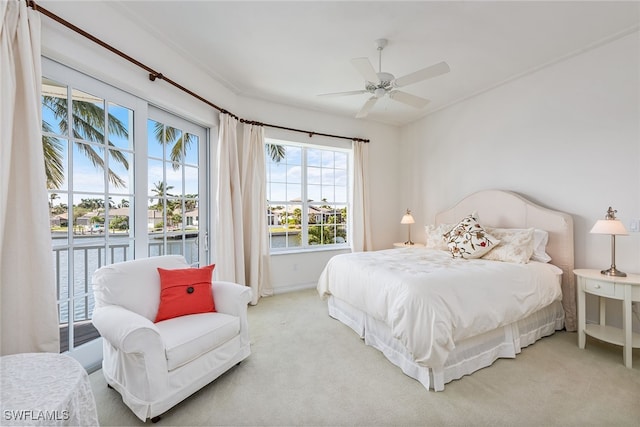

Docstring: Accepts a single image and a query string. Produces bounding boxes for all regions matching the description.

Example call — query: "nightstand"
[574,269,640,368]
[393,242,425,248]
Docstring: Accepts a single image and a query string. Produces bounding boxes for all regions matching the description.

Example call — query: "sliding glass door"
[146,107,208,266]
[42,58,209,369]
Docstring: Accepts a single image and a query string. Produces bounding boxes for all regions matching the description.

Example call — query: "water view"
[54,233,198,323]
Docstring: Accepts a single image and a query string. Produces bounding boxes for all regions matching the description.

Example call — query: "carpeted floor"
[89,288,640,426]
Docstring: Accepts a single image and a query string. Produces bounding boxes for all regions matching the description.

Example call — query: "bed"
[317,190,575,391]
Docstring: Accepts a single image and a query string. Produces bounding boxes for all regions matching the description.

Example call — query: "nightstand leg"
[623,287,632,368]
[577,276,586,349]
[599,297,606,326]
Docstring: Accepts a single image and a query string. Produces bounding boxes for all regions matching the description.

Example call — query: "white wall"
[400,32,640,329]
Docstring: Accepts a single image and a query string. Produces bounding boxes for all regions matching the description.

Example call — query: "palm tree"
[78,198,103,210]
[43,123,65,189]
[153,121,291,166]
[152,122,196,170]
[49,193,59,212]
[151,181,175,208]
[43,92,285,194]
[266,143,285,163]
[184,194,198,211]
[52,204,67,215]
[42,95,129,189]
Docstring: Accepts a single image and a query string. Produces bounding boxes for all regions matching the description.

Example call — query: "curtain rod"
[27,0,370,144]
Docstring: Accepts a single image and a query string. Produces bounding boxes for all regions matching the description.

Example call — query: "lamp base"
[601,267,627,277]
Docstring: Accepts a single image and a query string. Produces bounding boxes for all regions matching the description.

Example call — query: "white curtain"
[215,113,246,284]
[0,0,59,354]
[351,140,373,252]
[240,123,272,304]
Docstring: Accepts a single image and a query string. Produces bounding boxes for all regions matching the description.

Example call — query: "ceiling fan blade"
[394,61,450,87]
[351,57,379,83]
[355,96,378,118]
[317,90,368,97]
[388,90,430,108]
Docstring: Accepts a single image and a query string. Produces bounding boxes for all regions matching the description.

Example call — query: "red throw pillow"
[154,264,216,322]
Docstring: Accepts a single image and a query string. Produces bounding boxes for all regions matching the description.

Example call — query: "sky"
[42,83,349,212]
[42,83,200,208]
[266,139,349,205]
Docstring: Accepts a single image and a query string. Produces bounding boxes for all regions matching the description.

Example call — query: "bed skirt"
[327,296,564,391]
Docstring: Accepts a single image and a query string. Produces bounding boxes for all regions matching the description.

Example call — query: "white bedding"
[317,247,563,369]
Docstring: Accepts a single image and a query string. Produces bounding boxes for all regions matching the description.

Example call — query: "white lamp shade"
[590,219,628,235]
[401,213,415,225]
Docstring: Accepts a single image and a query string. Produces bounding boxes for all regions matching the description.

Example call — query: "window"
[42,59,209,364]
[266,139,350,252]
[43,72,136,357]
[146,107,207,265]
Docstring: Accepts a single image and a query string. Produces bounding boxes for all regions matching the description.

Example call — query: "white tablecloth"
[1,353,99,426]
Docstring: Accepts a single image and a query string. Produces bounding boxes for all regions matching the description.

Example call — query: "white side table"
[393,242,425,248]
[0,353,99,426]
[574,269,640,368]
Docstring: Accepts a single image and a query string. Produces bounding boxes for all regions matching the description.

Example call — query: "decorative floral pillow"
[482,227,535,263]
[443,215,499,259]
[424,223,453,251]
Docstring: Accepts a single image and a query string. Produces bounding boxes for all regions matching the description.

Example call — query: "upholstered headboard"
[435,190,576,331]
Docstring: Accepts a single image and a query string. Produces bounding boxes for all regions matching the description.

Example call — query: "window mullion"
[301,147,308,248]
[65,84,74,350]
[133,99,149,259]
[103,97,111,264]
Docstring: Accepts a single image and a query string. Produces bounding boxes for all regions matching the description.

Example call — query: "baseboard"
[85,360,103,374]
[272,282,317,295]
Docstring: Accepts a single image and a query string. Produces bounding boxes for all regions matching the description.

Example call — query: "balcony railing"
[54,235,198,353]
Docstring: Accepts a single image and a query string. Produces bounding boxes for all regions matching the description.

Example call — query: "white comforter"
[317,247,563,368]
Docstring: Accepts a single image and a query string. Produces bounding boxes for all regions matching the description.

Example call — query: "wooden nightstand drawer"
[584,278,617,297]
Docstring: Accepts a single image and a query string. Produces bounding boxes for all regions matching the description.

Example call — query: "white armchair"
[91,255,251,422]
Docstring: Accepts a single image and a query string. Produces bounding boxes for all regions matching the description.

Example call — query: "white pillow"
[443,214,499,259]
[482,228,535,263]
[424,223,453,251]
[532,229,552,263]
[484,227,551,263]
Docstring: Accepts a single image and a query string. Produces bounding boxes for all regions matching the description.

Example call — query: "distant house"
[76,211,99,228]
[268,204,343,226]
[108,207,130,218]
[50,212,68,227]
[308,206,344,224]
[267,207,280,226]
[185,208,198,227]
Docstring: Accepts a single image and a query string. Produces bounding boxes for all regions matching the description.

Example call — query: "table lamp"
[401,209,415,245]
[590,206,628,277]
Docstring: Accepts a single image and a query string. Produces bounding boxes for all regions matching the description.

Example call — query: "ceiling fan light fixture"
[374,87,386,98]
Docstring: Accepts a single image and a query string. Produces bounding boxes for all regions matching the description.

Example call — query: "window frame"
[266,137,351,254]
[42,58,211,368]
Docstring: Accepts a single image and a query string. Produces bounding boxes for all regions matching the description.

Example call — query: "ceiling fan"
[319,39,450,118]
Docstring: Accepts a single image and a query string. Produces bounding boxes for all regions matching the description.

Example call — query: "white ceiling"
[104,1,640,126]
